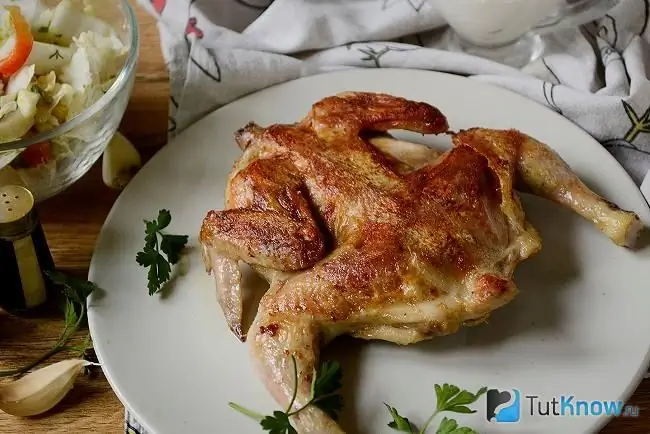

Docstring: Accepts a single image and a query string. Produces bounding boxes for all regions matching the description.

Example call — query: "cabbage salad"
[0,0,127,183]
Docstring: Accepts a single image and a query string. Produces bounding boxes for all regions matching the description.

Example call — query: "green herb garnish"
[136,209,188,295]
[385,384,486,434]
[435,417,478,434]
[385,403,417,432]
[0,270,98,378]
[229,355,344,432]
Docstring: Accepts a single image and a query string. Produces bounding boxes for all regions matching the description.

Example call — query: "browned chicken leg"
[199,92,642,433]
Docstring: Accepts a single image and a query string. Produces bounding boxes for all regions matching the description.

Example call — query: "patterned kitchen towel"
[125,1,650,433]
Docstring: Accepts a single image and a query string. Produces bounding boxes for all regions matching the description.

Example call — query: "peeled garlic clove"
[0,359,92,417]
[102,131,141,190]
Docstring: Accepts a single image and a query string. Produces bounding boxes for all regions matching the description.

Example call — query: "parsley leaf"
[311,360,344,419]
[144,222,158,247]
[47,270,97,305]
[386,384,485,434]
[312,361,342,397]
[385,403,417,433]
[435,384,487,414]
[161,234,189,264]
[148,252,171,293]
[136,209,188,295]
[230,355,344,432]
[63,298,78,325]
[156,209,172,230]
[435,417,477,434]
[260,411,297,434]
[135,248,160,268]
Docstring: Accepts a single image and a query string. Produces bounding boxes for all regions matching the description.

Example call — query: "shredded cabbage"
[63,31,126,91]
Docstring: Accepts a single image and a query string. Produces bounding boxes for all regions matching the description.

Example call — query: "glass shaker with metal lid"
[0,184,57,314]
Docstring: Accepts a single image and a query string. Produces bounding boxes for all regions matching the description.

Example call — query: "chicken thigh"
[199,92,642,433]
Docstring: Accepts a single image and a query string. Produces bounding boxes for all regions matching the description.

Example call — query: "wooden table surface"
[1,2,649,433]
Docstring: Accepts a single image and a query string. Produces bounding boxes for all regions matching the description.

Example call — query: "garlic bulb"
[102,131,141,190]
[0,359,94,417]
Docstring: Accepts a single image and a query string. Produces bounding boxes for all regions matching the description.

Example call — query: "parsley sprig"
[0,270,98,378]
[136,209,188,295]
[385,383,487,434]
[229,355,344,433]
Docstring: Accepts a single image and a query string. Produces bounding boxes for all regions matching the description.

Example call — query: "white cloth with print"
[124,0,650,432]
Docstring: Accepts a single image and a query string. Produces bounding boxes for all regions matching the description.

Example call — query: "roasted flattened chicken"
[200,92,642,433]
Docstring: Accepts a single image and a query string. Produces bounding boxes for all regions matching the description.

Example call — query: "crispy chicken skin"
[199,92,642,433]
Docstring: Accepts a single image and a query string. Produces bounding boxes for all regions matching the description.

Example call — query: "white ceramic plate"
[88,69,650,434]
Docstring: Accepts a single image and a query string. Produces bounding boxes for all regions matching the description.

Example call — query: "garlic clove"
[102,131,141,190]
[0,359,93,417]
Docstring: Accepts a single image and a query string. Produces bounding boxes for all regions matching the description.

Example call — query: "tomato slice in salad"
[0,6,34,78]
[20,141,51,167]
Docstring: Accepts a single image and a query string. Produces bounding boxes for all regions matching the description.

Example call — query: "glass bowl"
[0,0,139,203]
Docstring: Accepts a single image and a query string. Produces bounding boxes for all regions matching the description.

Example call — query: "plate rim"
[88,68,650,434]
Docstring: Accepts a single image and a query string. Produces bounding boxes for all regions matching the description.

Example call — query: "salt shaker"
[0,184,57,314]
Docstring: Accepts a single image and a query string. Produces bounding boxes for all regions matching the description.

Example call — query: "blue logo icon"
[487,388,521,423]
